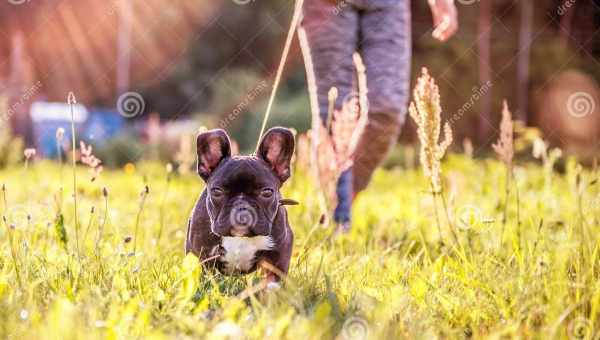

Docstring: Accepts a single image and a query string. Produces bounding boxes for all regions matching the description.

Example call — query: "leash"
[255,0,305,153]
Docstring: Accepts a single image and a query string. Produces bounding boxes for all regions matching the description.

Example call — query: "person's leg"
[353,0,412,194]
[299,0,359,123]
[298,0,359,225]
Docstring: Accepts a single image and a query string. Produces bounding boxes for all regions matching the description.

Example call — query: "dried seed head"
[532,138,547,161]
[124,236,133,243]
[409,68,453,192]
[68,92,77,104]
[492,100,514,166]
[90,206,95,214]
[328,87,338,106]
[102,187,108,197]
[24,148,36,159]
[56,128,65,141]
[144,185,149,195]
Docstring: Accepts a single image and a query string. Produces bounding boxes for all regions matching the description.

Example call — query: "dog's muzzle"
[229,202,257,236]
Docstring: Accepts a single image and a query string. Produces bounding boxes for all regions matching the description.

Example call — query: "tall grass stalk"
[430,183,444,243]
[133,185,149,254]
[409,68,456,247]
[1,186,21,289]
[492,101,514,248]
[43,221,50,254]
[2,216,22,290]
[2,185,22,290]
[575,170,587,306]
[23,149,35,214]
[1,184,6,217]
[575,169,590,258]
[68,92,80,257]
[439,188,461,250]
[82,206,95,246]
[515,180,522,246]
[95,187,109,256]
[502,166,511,229]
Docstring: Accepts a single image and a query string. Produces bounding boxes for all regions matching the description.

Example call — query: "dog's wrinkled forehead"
[209,156,279,191]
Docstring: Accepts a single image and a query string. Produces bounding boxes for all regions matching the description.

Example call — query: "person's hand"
[428,0,458,42]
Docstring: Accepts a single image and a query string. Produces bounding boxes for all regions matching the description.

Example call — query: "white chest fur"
[220,236,274,273]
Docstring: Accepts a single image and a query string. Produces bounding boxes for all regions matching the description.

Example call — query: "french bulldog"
[185,127,295,283]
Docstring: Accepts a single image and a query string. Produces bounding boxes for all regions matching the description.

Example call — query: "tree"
[477,0,493,143]
[516,0,533,123]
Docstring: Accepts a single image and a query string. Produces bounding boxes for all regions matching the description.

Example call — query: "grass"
[0,154,598,339]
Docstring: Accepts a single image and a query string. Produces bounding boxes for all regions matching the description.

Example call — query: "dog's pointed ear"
[197,129,231,181]
[258,127,295,183]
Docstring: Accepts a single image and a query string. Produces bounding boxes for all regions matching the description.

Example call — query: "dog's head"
[196,127,295,237]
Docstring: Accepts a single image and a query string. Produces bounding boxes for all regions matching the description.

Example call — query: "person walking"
[298,0,458,231]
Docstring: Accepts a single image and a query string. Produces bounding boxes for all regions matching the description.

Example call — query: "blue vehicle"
[30,102,125,158]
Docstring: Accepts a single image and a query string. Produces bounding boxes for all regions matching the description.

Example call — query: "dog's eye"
[210,188,224,198]
[260,188,274,198]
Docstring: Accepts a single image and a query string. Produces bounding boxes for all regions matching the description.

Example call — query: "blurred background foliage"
[1,0,600,162]
[136,0,600,152]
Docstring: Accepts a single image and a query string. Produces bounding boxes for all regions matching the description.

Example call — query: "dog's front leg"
[259,246,291,286]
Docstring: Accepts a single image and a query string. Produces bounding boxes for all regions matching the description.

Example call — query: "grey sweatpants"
[299,0,412,193]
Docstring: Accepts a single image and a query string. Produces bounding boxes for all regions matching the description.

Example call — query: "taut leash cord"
[255,0,304,153]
